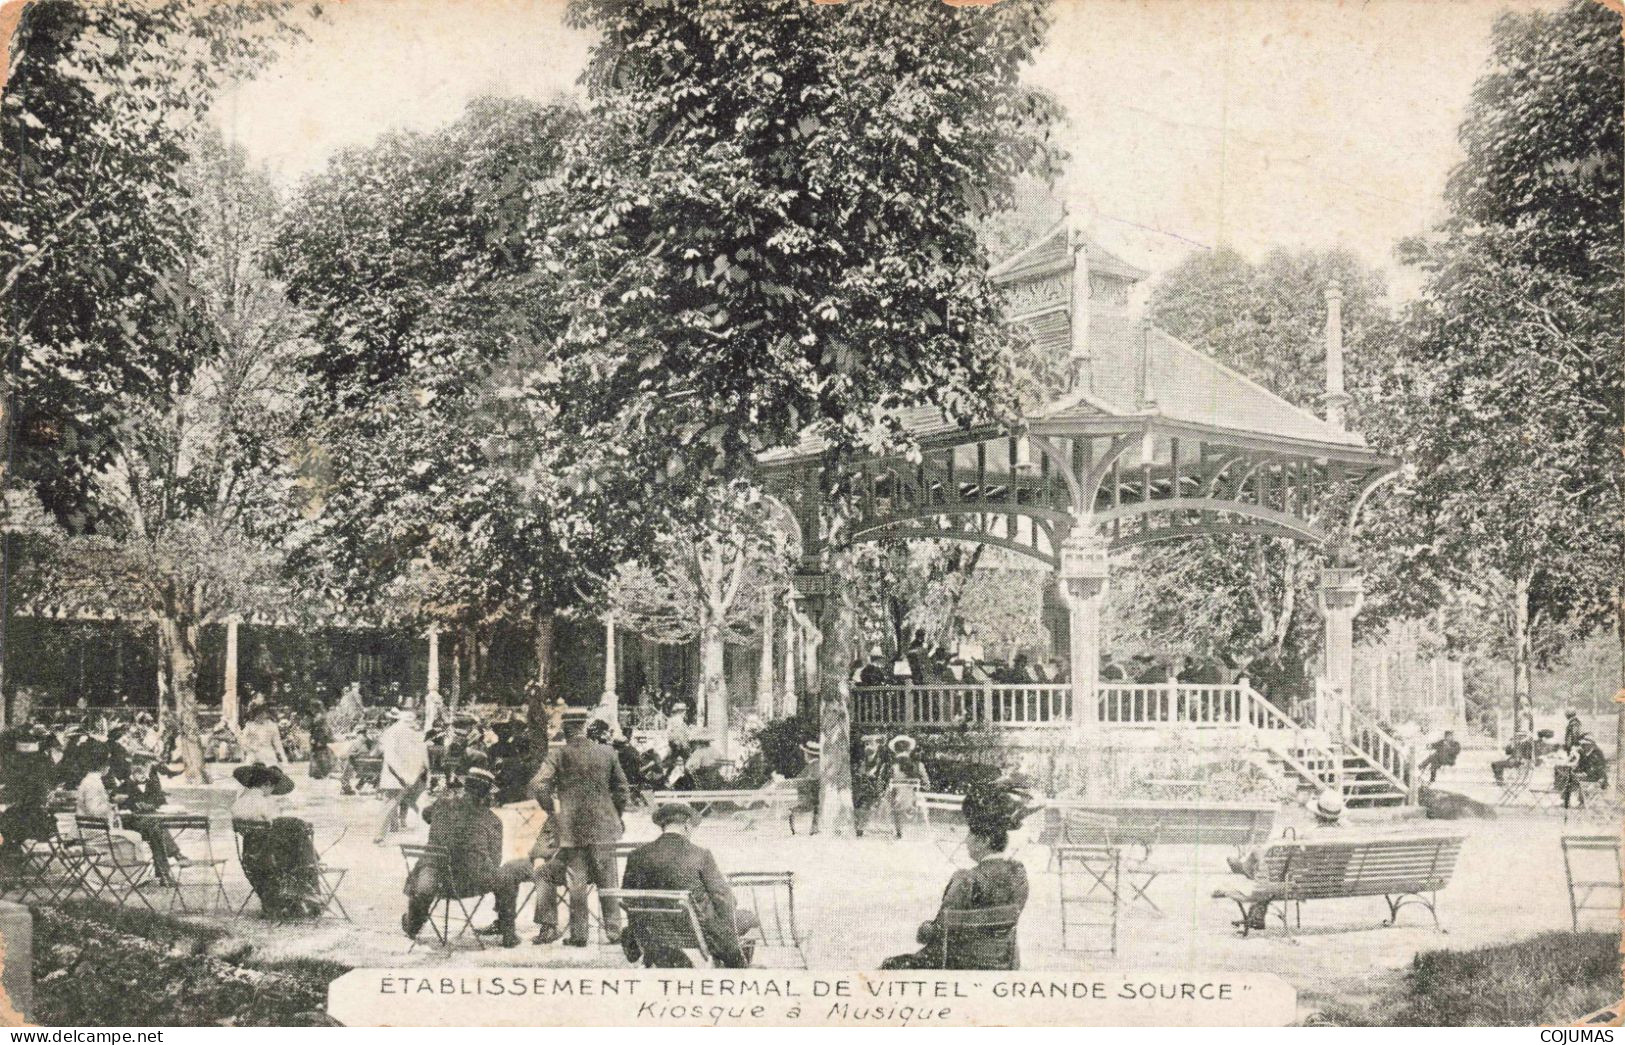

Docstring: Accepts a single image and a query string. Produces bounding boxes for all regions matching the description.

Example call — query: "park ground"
[40,742,1612,1026]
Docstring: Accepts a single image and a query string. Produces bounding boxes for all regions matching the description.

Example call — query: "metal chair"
[1060,810,1160,914]
[601,888,714,967]
[400,843,484,950]
[518,840,638,943]
[938,904,1022,970]
[727,871,807,968]
[148,814,229,914]
[1056,843,1120,954]
[74,814,159,912]
[1562,835,1622,932]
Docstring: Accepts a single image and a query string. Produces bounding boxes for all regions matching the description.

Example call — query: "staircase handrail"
[1316,678,1413,792]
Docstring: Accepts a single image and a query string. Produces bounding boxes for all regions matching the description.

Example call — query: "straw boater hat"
[800,740,821,758]
[463,766,497,795]
[1313,788,1345,823]
[889,734,917,757]
[233,763,295,796]
[651,802,700,828]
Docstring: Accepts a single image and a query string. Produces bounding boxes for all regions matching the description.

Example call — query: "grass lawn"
[1316,931,1622,1026]
[32,901,350,1027]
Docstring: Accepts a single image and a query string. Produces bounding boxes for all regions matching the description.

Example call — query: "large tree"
[21,135,309,779]
[1361,0,1623,744]
[513,0,1061,834]
[1130,248,1393,694]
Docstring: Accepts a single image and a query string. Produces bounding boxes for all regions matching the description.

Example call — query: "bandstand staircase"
[1257,682,1413,808]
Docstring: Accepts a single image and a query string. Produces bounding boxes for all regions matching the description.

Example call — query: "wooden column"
[222,618,240,730]
[781,591,797,719]
[1060,531,1108,796]
[602,614,619,713]
[425,624,440,721]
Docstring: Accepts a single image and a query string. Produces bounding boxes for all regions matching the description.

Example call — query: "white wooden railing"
[1313,678,1414,792]
[852,684,1074,728]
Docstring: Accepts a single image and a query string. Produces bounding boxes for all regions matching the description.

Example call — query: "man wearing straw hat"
[404,766,530,948]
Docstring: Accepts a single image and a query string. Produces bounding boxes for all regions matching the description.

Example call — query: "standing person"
[374,709,429,844]
[790,740,820,835]
[529,710,628,947]
[666,702,693,758]
[886,735,931,839]
[1564,710,1583,753]
[240,707,287,766]
[619,802,758,968]
[404,767,529,948]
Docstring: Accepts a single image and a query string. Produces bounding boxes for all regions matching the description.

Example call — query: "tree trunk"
[815,569,859,836]
[1615,584,1624,796]
[157,613,208,784]
[756,594,775,719]
[699,612,728,758]
[1511,573,1532,734]
[531,612,555,751]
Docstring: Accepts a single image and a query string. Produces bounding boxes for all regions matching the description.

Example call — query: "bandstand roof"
[761,222,1378,467]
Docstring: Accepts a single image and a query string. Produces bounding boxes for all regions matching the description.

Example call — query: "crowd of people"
[849,628,1069,688]
[1484,709,1610,807]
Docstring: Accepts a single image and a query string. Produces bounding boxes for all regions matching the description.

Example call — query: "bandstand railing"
[852,684,1073,728]
[852,681,1300,731]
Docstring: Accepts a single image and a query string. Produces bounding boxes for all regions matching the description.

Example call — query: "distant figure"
[857,647,889,686]
[885,735,930,839]
[620,802,758,968]
[1418,730,1461,783]
[374,709,429,843]
[1491,731,1534,784]
[1564,710,1583,752]
[1559,734,1609,809]
[790,740,820,835]
[240,707,287,766]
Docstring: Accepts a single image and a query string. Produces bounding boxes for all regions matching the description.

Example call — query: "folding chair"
[601,888,715,967]
[1496,763,1534,807]
[295,820,351,921]
[1566,779,1620,823]
[74,814,159,912]
[1060,810,1161,914]
[0,832,82,904]
[1056,844,1119,954]
[148,814,230,914]
[1563,835,1622,932]
[727,871,807,968]
[938,904,1021,970]
[519,840,638,944]
[400,843,485,950]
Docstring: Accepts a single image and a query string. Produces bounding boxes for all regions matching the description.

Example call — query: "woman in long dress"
[885,735,930,839]
[881,780,1034,970]
[231,764,322,918]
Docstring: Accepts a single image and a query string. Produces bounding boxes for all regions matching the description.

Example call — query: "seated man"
[76,747,177,886]
[1222,789,1342,931]
[620,802,758,968]
[1491,731,1534,784]
[1418,731,1461,783]
[403,767,530,947]
[1560,734,1609,809]
[338,723,382,795]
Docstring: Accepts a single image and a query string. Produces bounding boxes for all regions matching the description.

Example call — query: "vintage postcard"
[0,0,1620,1031]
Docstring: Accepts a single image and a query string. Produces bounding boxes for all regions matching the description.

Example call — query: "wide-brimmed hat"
[651,802,701,828]
[800,740,821,758]
[889,734,917,756]
[1313,789,1345,821]
[233,763,295,796]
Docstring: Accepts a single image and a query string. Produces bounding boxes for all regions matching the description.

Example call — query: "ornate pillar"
[756,594,775,719]
[1316,567,1364,709]
[602,613,619,711]
[222,617,241,730]
[1060,531,1108,795]
[425,623,440,720]
[781,590,797,719]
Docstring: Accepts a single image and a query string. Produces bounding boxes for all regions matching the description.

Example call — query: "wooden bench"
[1039,800,1277,858]
[1214,834,1465,936]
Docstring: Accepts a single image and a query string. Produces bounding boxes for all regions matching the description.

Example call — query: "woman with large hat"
[880,778,1035,969]
[231,763,321,918]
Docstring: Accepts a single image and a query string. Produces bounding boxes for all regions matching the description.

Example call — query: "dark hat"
[651,802,701,828]
[232,763,295,796]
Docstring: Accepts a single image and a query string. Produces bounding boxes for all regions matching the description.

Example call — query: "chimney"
[1322,280,1350,429]
[1068,236,1093,394]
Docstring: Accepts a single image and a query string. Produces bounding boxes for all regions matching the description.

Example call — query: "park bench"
[648,786,798,827]
[1214,833,1465,937]
[1039,800,1277,862]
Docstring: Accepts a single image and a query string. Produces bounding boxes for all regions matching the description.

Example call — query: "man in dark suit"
[1564,710,1583,752]
[530,710,628,946]
[621,802,758,968]
[403,767,529,947]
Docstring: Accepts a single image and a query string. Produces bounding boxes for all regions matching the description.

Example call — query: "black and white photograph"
[0,0,1620,1029]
